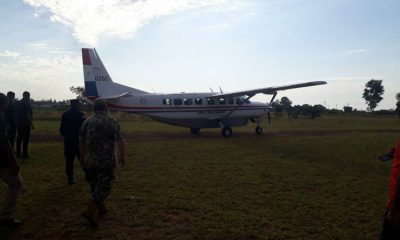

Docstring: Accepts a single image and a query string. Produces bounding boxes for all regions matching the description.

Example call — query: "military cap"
[93,99,108,112]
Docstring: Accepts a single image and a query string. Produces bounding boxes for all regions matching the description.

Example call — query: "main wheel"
[255,126,263,135]
[221,127,233,137]
[190,128,200,135]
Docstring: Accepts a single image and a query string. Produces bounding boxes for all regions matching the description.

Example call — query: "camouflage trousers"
[85,168,115,203]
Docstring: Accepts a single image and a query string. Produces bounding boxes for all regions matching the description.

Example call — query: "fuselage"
[104,92,271,128]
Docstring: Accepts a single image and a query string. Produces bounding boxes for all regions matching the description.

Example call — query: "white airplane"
[82,48,326,137]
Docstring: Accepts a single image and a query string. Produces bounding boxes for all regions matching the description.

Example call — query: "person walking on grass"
[381,140,400,239]
[15,91,33,159]
[0,93,23,227]
[60,99,85,185]
[381,95,400,239]
[79,99,125,227]
[396,93,400,121]
[5,91,17,152]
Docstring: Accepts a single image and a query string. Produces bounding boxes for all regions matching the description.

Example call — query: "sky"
[0,0,399,110]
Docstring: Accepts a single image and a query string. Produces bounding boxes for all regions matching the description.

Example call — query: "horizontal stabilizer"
[97,92,131,100]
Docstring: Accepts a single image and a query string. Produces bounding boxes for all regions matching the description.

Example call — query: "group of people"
[0,92,125,228]
[5,91,33,159]
[59,99,126,227]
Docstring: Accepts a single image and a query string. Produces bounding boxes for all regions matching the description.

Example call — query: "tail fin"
[81,48,147,99]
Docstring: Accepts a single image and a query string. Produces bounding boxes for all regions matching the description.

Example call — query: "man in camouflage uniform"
[79,99,125,227]
[60,99,85,184]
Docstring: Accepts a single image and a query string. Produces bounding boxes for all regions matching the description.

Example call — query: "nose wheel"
[255,126,263,135]
[221,127,233,137]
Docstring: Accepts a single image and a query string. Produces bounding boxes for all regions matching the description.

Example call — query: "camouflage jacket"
[79,112,122,169]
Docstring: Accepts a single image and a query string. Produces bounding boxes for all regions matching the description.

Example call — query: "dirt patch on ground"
[30,129,400,143]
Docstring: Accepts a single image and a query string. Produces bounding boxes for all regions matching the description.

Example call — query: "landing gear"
[221,127,233,137]
[255,126,263,135]
[190,128,200,135]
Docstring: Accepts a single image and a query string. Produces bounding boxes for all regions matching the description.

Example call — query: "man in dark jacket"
[15,91,33,159]
[5,91,17,151]
[0,93,22,227]
[59,99,85,184]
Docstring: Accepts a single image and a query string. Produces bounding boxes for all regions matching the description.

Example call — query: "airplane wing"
[208,81,327,99]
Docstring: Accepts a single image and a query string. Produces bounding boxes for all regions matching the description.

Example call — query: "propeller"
[267,92,277,124]
[267,112,271,124]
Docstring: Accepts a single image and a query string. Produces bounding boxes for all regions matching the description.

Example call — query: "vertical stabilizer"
[81,48,148,98]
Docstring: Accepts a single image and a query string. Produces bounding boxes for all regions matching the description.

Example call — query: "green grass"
[1,114,399,239]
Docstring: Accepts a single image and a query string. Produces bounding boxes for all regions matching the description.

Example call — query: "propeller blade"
[270,92,278,104]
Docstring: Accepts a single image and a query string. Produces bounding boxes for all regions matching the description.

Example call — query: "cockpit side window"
[207,98,215,105]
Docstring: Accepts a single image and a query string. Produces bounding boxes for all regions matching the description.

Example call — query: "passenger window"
[219,98,226,104]
[195,98,203,105]
[184,98,193,105]
[235,97,243,104]
[173,99,183,105]
[162,98,172,105]
[207,98,215,105]
[228,98,234,104]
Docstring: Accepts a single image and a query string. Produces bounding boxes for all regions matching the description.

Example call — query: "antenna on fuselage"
[219,86,223,93]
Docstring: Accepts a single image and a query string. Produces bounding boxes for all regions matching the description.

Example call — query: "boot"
[81,199,98,227]
[96,202,108,216]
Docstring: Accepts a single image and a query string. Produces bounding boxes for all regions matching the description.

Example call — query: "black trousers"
[7,125,17,151]
[64,138,80,180]
[16,125,31,157]
[381,211,400,240]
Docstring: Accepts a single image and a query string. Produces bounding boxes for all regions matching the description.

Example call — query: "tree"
[343,106,353,113]
[280,96,292,115]
[290,105,302,118]
[271,100,284,115]
[70,86,85,102]
[362,79,384,111]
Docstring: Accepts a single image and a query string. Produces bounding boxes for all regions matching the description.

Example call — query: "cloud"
[28,42,48,48]
[344,49,367,54]
[0,50,21,58]
[0,53,81,100]
[23,0,227,46]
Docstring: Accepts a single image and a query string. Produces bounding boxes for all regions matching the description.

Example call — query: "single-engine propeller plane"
[82,48,326,137]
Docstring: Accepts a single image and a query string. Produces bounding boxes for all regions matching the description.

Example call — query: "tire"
[221,127,233,137]
[255,126,263,135]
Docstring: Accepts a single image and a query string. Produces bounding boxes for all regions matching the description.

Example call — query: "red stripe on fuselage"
[106,102,268,111]
[82,49,91,65]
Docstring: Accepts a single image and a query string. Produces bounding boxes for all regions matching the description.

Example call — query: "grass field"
[1,112,399,239]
